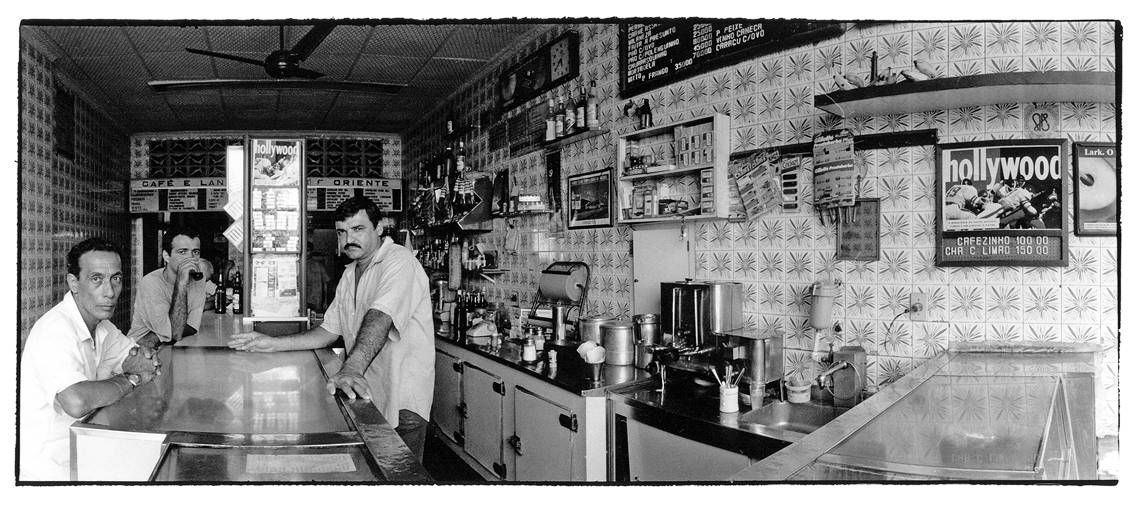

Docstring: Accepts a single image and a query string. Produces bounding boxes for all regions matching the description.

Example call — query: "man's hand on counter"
[326,368,372,400]
[122,345,161,380]
[227,331,278,352]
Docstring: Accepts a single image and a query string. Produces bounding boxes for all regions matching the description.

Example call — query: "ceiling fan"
[148,23,404,95]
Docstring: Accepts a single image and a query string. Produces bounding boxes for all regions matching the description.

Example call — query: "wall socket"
[908,292,928,321]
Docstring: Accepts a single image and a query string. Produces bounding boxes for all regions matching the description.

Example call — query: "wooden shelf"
[497,209,556,218]
[545,128,607,149]
[815,71,1116,117]
[621,162,713,181]
[618,212,711,225]
[620,115,725,141]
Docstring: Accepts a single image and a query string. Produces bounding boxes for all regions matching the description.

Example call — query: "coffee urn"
[659,280,743,348]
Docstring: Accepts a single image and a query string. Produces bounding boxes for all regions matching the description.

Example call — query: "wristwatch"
[125,373,142,388]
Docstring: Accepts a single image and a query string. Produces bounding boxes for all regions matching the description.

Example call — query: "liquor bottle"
[563,93,576,135]
[230,271,243,314]
[554,97,566,138]
[213,270,227,314]
[544,98,557,141]
[455,140,467,173]
[586,81,599,129]
[575,86,586,130]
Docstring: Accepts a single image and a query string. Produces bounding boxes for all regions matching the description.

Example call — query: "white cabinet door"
[461,363,504,478]
[625,418,751,481]
[511,387,573,481]
[632,226,693,314]
[431,350,463,444]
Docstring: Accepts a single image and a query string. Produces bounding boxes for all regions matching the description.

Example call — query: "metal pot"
[600,320,635,366]
[578,315,614,344]
[634,342,668,369]
[632,313,661,346]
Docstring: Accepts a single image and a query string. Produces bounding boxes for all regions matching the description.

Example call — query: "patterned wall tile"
[399,21,1119,437]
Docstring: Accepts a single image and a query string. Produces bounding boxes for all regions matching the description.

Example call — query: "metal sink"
[739,401,849,439]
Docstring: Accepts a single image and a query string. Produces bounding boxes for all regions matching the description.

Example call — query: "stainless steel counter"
[732,342,1100,481]
[72,332,430,482]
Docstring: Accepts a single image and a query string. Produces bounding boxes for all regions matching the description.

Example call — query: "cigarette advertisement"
[1072,142,1118,236]
[251,139,301,187]
[936,139,1068,267]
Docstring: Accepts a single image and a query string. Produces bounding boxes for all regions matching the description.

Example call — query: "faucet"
[816,361,851,387]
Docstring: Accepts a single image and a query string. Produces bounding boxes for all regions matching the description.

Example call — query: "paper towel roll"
[537,265,587,301]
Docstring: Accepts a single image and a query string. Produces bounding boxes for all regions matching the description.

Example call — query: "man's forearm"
[56,375,135,419]
[169,278,190,342]
[342,309,392,374]
[272,326,340,351]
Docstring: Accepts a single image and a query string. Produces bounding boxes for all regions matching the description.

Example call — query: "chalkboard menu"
[620,21,843,98]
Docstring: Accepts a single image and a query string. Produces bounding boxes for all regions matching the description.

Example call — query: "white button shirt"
[19,291,135,481]
[321,237,435,425]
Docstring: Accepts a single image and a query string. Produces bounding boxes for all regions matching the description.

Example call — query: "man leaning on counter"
[19,238,162,481]
[228,196,435,461]
[127,225,215,347]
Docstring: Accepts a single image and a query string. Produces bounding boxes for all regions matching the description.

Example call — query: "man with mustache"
[20,238,161,480]
[228,196,434,461]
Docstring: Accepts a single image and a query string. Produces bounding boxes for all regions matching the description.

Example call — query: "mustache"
[343,243,361,250]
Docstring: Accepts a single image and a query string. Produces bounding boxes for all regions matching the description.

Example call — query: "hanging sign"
[306,177,403,212]
[936,139,1068,267]
[129,177,227,213]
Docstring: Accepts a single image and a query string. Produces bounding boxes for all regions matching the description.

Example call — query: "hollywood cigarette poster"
[1072,142,1118,236]
[251,139,302,187]
[936,139,1068,267]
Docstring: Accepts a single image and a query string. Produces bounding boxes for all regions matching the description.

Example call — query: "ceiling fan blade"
[148,79,405,95]
[185,47,265,67]
[291,23,336,60]
[288,66,326,79]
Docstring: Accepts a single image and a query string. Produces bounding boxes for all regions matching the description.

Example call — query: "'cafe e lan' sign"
[935,139,1069,267]
[130,177,227,213]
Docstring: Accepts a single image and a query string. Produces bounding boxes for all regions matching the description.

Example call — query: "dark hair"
[67,238,122,277]
[161,224,201,254]
[333,196,382,228]
[961,178,972,186]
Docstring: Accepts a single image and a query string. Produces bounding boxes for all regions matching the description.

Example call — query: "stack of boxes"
[674,122,715,169]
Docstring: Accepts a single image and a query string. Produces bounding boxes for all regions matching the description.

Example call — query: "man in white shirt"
[127,225,214,346]
[228,196,434,460]
[20,238,161,481]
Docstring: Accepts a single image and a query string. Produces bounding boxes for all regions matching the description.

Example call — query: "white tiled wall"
[405,21,1119,437]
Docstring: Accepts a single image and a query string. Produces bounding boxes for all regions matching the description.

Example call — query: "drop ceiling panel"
[35,25,135,57]
[203,25,278,53]
[211,57,272,80]
[348,54,427,83]
[70,55,151,91]
[277,90,337,111]
[415,58,487,83]
[164,91,223,108]
[435,25,524,60]
[363,24,454,57]
[124,26,209,53]
[142,51,218,80]
[220,90,279,110]
[301,53,356,80]
[311,24,373,55]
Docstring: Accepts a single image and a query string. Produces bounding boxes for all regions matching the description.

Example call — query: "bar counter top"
[75,313,430,482]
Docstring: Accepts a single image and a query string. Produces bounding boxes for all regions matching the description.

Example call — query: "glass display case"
[246,138,308,330]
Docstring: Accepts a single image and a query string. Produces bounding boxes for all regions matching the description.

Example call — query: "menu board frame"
[935,139,1069,267]
[619,21,843,98]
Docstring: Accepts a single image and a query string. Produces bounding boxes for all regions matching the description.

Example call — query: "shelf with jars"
[615,112,731,225]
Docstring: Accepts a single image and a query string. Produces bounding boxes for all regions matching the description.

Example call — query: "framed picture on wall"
[566,168,613,229]
[1072,142,1119,236]
[935,139,1069,267]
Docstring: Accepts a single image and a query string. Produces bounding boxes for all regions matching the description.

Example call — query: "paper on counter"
[245,453,356,474]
